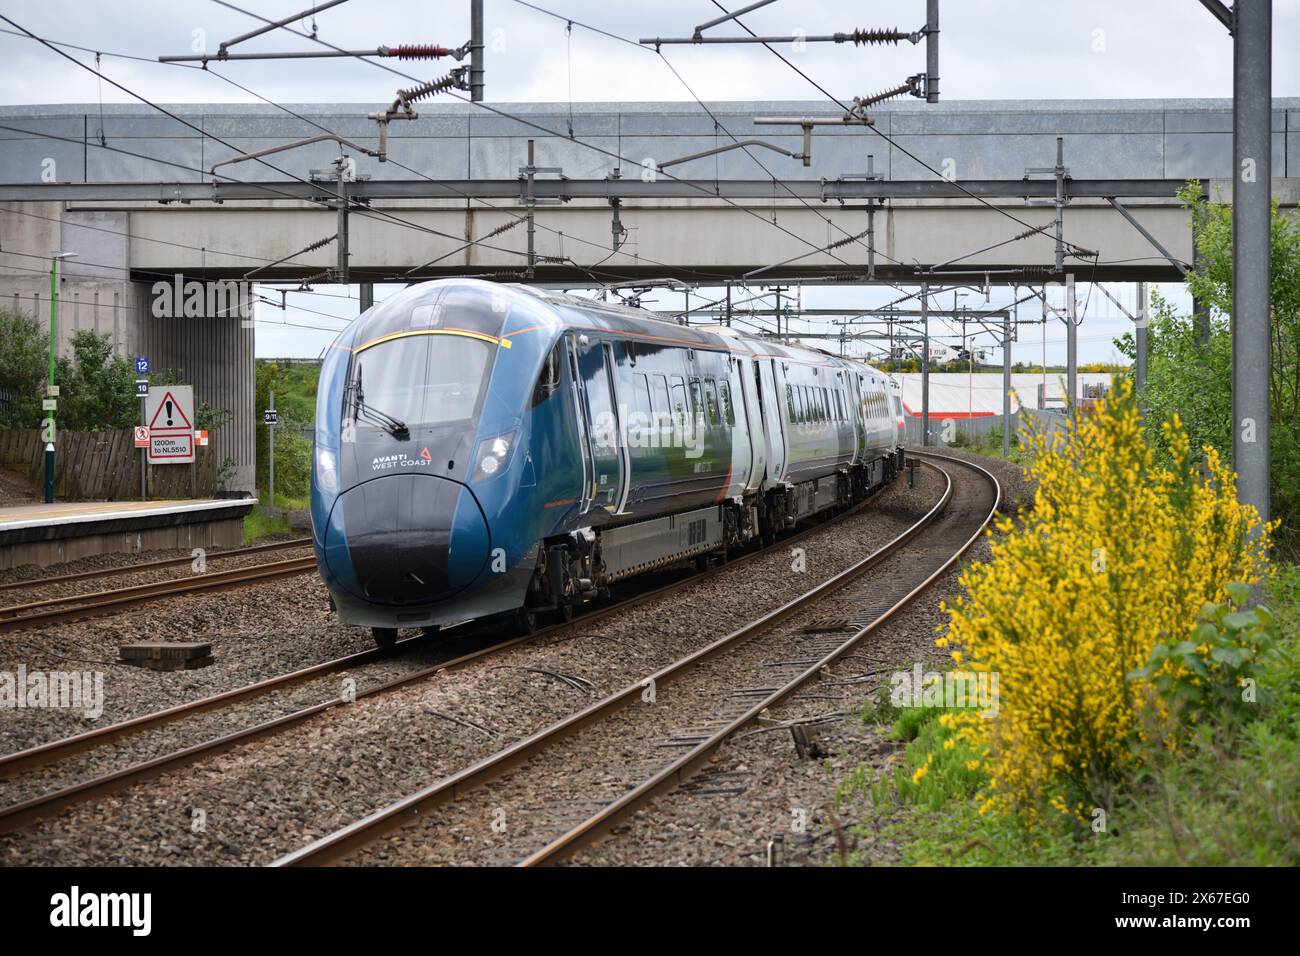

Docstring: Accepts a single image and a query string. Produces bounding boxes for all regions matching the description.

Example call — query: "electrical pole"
[469,0,485,102]
[1232,0,1272,532]
[1135,280,1148,407]
[44,258,57,504]
[1066,273,1078,418]
[1004,291,1013,458]
[921,283,930,446]
[44,252,76,503]
[925,0,940,103]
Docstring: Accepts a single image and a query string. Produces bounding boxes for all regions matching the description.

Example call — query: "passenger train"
[311,279,906,647]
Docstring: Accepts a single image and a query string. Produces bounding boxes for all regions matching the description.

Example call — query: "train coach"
[311,279,906,647]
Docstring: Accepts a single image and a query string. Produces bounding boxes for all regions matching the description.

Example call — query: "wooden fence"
[0,429,218,500]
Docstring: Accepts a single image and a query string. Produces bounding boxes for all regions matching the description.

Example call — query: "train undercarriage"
[520,448,905,628]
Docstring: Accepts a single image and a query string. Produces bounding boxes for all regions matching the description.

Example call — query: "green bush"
[0,310,46,428]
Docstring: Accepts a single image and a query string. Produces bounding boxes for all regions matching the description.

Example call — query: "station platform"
[0,498,256,569]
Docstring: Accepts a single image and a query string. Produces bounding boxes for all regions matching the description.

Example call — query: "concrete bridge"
[1,98,1297,491]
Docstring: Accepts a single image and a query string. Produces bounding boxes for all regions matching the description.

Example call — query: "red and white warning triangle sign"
[148,390,193,431]
[144,385,196,464]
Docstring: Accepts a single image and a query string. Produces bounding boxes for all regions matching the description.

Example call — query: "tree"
[0,310,47,428]
[1116,181,1300,556]
[55,330,138,431]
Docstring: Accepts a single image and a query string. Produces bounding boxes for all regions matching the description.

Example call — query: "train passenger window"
[785,384,795,420]
[718,381,735,425]
[653,375,671,432]
[820,387,830,422]
[834,390,844,421]
[703,379,720,426]
[670,376,688,428]
[689,379,704,424]
[634,373,653,414]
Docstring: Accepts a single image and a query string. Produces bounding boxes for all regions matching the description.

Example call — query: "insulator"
[388,44,452,60]
[475,219,523,241]
[826,230,870,252]
[854,82,914,109]
[397,70,465,104]
[846,27,907,46]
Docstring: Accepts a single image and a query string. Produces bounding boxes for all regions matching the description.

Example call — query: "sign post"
[265,393,277,506]
[135,358,150,500]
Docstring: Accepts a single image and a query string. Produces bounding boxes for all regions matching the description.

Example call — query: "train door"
[735,356,765,492]
[566,335,595,514]
[757,359,787,484]
[572,335,626,513]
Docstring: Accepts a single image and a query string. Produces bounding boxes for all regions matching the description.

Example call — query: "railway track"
[0,536,313,594]
[0,550,316,633]
[271,452,999,867]
[0,474,910,837]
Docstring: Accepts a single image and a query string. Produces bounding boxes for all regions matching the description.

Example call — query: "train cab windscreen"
[347,334,492,433]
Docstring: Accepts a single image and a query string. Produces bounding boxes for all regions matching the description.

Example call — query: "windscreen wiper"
[356,400,410,440]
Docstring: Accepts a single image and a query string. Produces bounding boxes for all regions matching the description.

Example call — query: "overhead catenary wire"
[507,0,902,272]
[704,0,1097,263]
[209,0,895,279]
[0,15,547,272]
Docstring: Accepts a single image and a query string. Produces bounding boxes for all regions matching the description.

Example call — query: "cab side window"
[531,341,563,406]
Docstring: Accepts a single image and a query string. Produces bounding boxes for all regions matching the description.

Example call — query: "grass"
[242,504,294,543]
[848,563,1300,866]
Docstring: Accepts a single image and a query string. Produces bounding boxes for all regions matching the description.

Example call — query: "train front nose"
[326,473,490,605]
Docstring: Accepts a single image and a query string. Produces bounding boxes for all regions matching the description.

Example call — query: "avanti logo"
[370,452,433,472]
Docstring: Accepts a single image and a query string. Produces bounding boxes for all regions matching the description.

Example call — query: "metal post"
[360,282,374,313]
[921,283,930,446]
[775,287,782,341]
[725,283,732,327]
[1135,280,1148,404]
[140,393,148,501]
[470,0,485,103]
[1054,137,1066,274]
[925,0,939,103]
[1004,292,1013,458]
[336,175,349,285]
[1041,287,1048,409]
[44,258,57,503]
[268,391,275,507]
[525,139,536,278]
[1192,192,1211,347]
[1066,273,1077,418]
[1232,0,1272,531]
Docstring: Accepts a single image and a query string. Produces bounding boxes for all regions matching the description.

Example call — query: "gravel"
[563,452,1035,867]
[0,470,947,867]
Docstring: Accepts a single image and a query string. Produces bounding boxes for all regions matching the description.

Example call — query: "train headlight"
[473,431,516,480]
[316,446,338,493]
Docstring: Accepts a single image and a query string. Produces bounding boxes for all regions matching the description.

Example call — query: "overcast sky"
[2,0,1297,362]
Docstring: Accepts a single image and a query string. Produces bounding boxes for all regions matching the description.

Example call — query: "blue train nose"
[326,473,490,605]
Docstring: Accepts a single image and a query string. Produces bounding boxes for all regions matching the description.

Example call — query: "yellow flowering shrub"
[939,382,1270,821]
